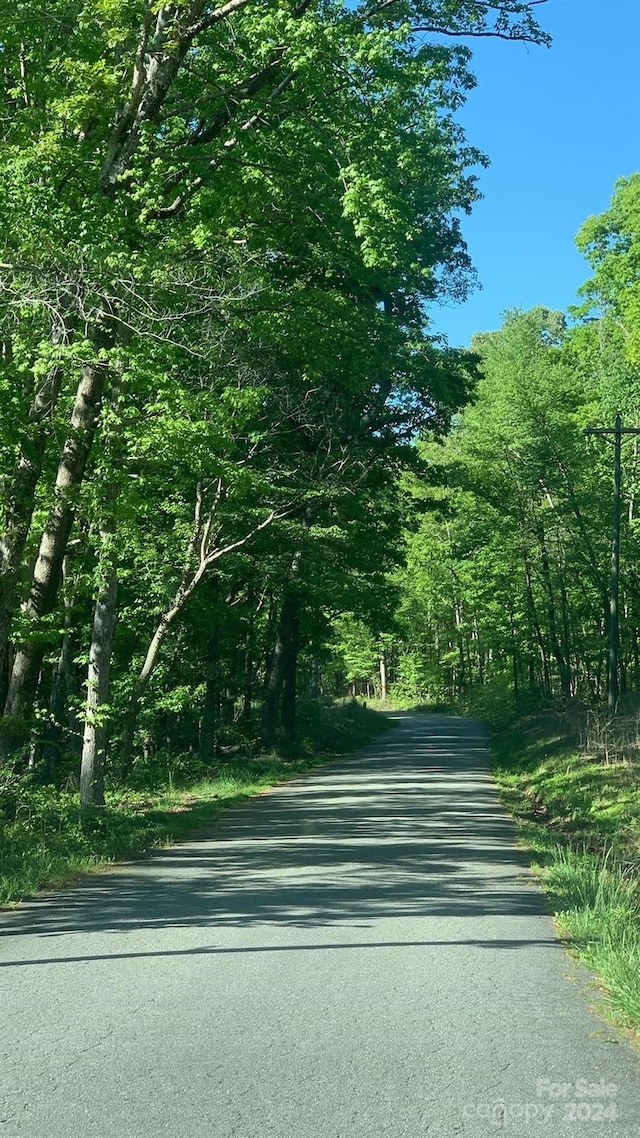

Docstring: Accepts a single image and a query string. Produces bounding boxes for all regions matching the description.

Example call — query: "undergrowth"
[489,707,640,1032]
[0,700,389,907]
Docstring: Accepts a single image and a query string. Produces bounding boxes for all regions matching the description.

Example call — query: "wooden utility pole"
[585,414,640,710]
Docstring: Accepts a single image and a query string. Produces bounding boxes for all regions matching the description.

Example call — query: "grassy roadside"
[0,701,390,908]
[489,710,640,1032]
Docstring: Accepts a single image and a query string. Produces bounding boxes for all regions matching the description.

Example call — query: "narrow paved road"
[1,714,639,1136]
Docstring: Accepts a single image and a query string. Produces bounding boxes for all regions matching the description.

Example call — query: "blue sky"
[430,0,640,347]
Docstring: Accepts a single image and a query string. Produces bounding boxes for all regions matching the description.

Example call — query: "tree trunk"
[262,554,302,749]
[524,555,551,698]
[533,518,571,699]
[79,562,117,812]
[40,556,76,779]
[118,497,281,770]
[4,356,109,725]
[281,593,300,740]
[242,590,255,723]
[0,642,9,715]
[473,615,484,685]
[0,360,66,701]
[453,599,465,694]
[379,647,388,701]
[200,629,219,761]
[262,619,286,751]
[224,643,239,725]
[309,656,321,698]
[119,570,202,769]
[200,580,220,762]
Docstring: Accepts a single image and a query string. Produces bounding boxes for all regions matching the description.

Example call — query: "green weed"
[490,710,640,1033]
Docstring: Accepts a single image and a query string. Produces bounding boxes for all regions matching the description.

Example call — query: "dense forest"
[347,180,640,713]
[1,1,637,816]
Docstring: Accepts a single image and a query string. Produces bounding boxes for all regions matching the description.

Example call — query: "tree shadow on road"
[0,714,554,960]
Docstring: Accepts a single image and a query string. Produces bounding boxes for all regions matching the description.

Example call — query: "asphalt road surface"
[1,713,639,1137]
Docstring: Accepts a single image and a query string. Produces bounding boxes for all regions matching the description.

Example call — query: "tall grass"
[490,710,640,1033]
[547,845,640,1025]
